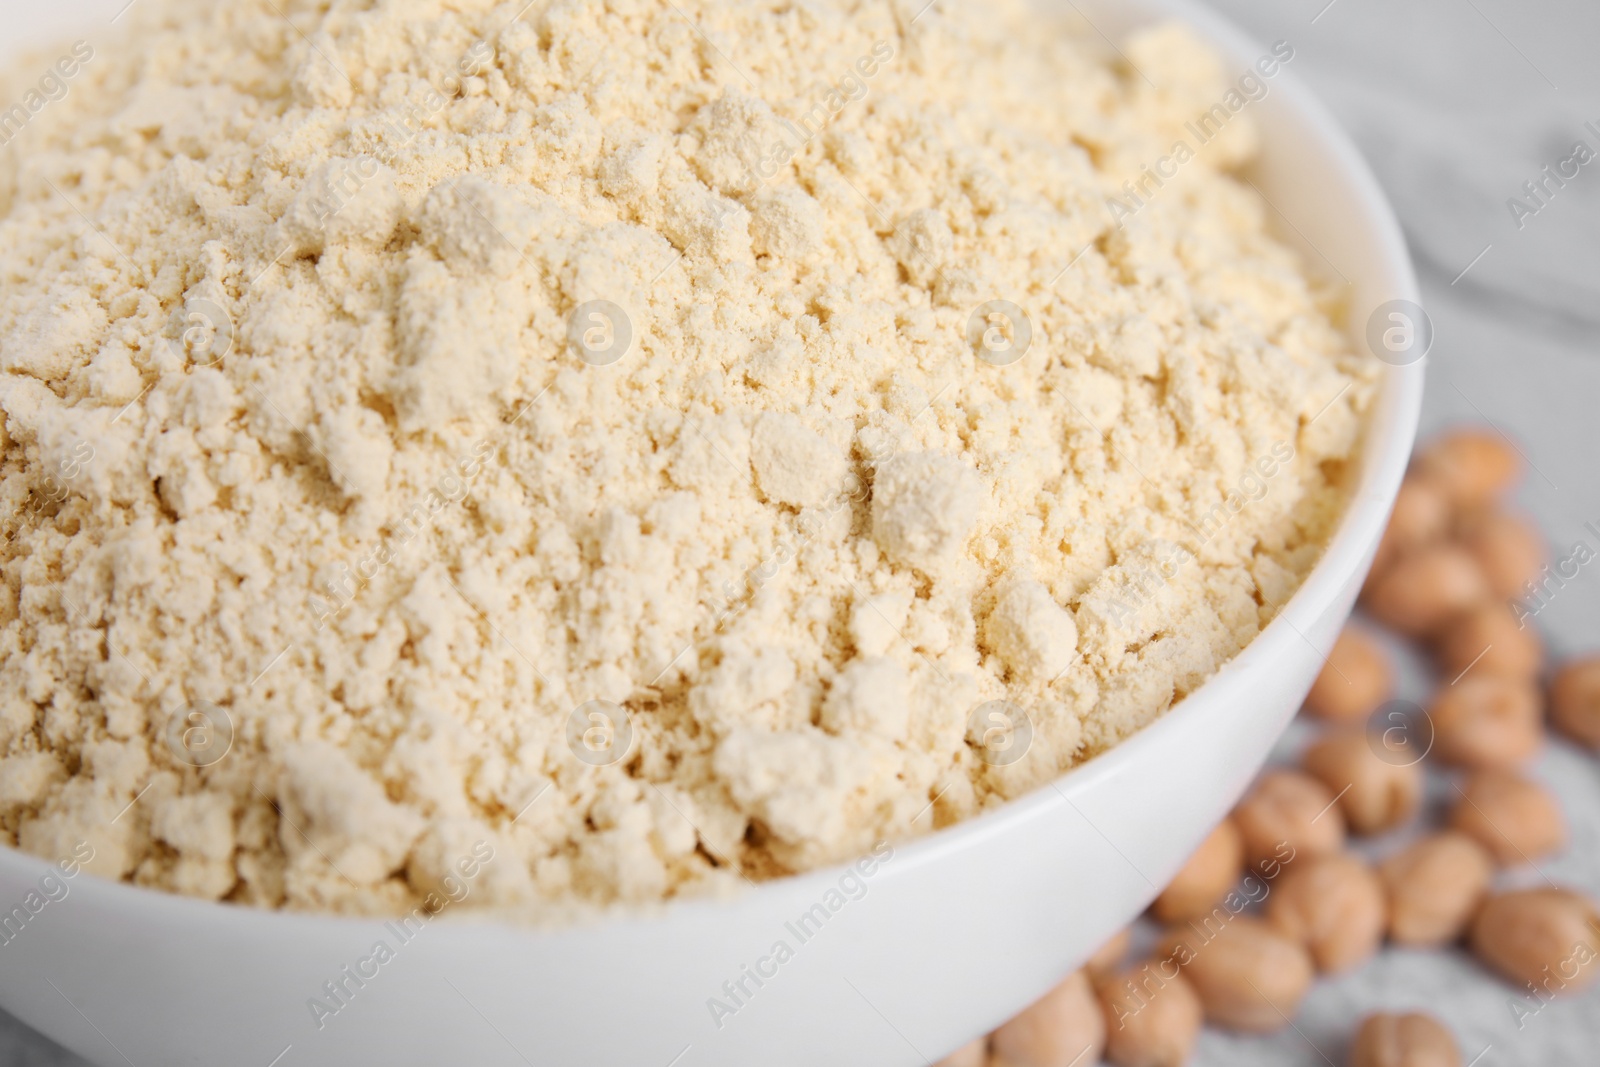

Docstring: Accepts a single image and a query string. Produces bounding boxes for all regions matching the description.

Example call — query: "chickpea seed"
[1158,916,1314,1033]
[1550,656,1600,750]
[1371,476,1452,578]
[1085,927,1132,979]
[1428,674,1543,770]
[1470,888,1600,993]
[1459,509,1546,600]
[1265,852,1387,974]
[990,970,1105,1067]
[1380,831,1493,947]
[1301,730,1423,836]
[1097,960,1203,1067]
[1232,770,1345,869]
[1416,428,1523,508]
[1306,626,1394,723]
[1348,1011,1461,1067]
[1365,544,1490,638]
[1434,601,1543,681]
[1154,820,1244,923]
[1448,769,1566,866]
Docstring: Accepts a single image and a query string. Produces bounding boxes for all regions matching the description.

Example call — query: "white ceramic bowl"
[0,1,1423,1063]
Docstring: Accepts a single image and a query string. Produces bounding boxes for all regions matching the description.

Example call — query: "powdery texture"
[0,0,1372,917]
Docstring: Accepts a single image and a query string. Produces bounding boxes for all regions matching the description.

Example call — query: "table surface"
[4,0,1598,1063]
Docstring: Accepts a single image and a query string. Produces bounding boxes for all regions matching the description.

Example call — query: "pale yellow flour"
[0,0,1372,916]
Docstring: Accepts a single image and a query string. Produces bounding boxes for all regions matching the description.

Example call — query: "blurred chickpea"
[1434,602,1543,681]
[1470,888,1600,992]
[1097,961,1203,1067]
[1390,476,1454,548]
[990,970,1105,1067]
[1264,852,1386,974]
[933,1038,986,1067]
[1085,927,1132,979]
[1233,770,1345,869]
[1550,656,1600,750]
[1301,730,1422,835]
[1459,509,1546,600]
[1154,820,1244,923]
[1365,544,1490,637]
[1372,477,1452,575]
[1429,675,1543,769]
[1448,769,1566,866]
[1158,916,1314,1033]
[1348,1012,1462,1067]
[1306,627,1394,723]
[1416,427,1523,507]
[1380,831,1493,947]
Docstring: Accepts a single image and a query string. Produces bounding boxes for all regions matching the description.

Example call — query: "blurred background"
[4,0,1598,1063]
[1189,0,1600,1063]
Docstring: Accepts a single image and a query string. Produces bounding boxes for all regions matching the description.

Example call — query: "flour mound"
[0,0,1371,916]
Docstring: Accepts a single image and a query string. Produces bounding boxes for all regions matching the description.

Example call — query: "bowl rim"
[0,0,1425,938]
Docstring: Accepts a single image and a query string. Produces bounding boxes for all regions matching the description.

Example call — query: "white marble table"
[4,0,1597,1063]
